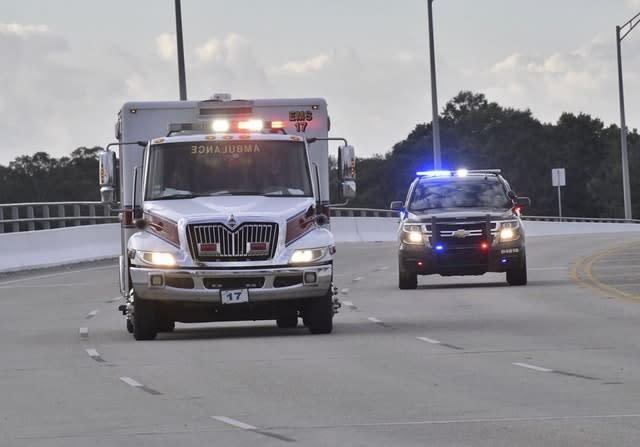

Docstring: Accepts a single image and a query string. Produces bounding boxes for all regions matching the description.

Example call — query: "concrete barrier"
[1,218,638,273]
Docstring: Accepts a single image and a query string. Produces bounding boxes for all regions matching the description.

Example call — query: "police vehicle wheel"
[133,295,157,340]
[306,291,333,334]
[507,254,527,286]
[399,269,418,290]
[126,319,134,333]
[276,315,298,328]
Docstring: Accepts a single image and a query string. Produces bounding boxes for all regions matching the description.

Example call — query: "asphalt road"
[1,232,640,446]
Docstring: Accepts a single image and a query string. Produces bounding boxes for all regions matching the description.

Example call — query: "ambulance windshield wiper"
[153,193,200,200]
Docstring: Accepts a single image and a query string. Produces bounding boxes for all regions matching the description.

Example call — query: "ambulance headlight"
[290,247,328,264]
[401,223,424,244]
[138,251,177,267]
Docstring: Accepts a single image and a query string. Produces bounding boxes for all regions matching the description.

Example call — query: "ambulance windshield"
[145,140,313,200]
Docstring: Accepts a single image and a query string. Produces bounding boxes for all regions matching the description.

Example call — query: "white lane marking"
[86,310,99,319]
[368,317,383,324]
[212,416,257,430]
[340,288,349,295]
[513,362,553,372]
[342,300,355,307]
[107,296,121,303]
[79,327,89,338]
[417,336,441,345]
[352,277,363,282]
[0,264,115,286]
[86,348,100,358]
[376,266,389,271]
[120,376,143,387]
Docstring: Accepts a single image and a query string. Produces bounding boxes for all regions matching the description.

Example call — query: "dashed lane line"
[85,348,106,363]
[119,376,162,395]
[79,327,89,339]
[513,362,553,372]
[86,310,99,319]
[212,416,296,442]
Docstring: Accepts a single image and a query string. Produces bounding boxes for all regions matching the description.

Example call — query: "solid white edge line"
[212,416,257,430]
[120,376,143,387]
[368,317,383,323]
[86,348,100,358]
[79,327,89,337]
[417,336,441,344]
[513,362,553,372]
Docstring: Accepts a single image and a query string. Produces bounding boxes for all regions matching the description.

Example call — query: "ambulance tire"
[133,296,157,340]
[306,291,333,334]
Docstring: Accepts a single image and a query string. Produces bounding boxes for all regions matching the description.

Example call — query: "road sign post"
[551,168,566,221]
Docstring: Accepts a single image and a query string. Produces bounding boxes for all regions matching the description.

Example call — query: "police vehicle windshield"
[408,176,512,211]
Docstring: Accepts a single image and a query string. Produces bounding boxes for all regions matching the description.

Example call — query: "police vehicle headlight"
[401,223,424,244]
[136,251,177,267]
[498,221,520,242]
[290,247,328,264]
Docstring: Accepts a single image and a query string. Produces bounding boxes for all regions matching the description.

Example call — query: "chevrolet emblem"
[453,229,470,238]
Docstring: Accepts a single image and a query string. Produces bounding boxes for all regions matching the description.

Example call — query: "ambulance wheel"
[133,296,157,340]
[306,291,333,334]
[156,320,175,332]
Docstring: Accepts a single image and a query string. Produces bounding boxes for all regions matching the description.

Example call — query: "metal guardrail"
[0,202,116,233]
[1,202,638,233]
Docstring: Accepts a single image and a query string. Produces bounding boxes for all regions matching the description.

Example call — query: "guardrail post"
[0,207,4,233]
[73,204,81,227]
[58,204,66,228]
[42,205,50,230]
[27,206,35,231]
[11,206,19,232]
[89,203,96,225]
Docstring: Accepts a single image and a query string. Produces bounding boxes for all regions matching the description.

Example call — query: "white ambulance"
[99,94,356,340]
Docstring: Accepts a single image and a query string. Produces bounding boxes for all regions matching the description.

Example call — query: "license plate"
[220,289,249,304]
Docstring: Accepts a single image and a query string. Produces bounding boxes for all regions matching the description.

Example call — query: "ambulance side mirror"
[99,150,117,204]
[338,145,356,200]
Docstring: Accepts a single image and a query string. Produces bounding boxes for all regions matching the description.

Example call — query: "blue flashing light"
[501,258,508,264]
[416,170,452,178]
[435,244,445,252]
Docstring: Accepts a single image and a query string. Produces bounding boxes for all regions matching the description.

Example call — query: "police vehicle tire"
[306,291,333,334]
[507,254,527,286]
[133,296,157,340]
[276,315,298,328]
[399,269,418,290]
[126,319,134,333]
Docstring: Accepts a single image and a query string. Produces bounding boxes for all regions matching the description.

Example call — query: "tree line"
[2,91,639,218]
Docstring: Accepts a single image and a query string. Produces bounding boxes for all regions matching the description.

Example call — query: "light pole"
[175,0,187,100]
[616,12,640,220]
[427,0,441,169]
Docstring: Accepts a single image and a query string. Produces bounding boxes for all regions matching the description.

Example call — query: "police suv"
[390,169,530,289]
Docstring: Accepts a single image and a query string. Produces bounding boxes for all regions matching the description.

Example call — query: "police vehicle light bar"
[415,169,501,177]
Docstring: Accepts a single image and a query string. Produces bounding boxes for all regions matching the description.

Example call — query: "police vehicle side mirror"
[99,150,117,204]
[515,197,531,208]
[390,201,403,211]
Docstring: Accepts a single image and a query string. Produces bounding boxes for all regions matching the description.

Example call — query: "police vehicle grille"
[427,222,496,247]
[187,223,278,261]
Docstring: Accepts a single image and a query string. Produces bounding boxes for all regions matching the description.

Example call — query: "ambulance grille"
[187,223,278,261]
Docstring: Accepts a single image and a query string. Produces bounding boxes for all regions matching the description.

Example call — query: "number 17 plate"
[220,289,249,304]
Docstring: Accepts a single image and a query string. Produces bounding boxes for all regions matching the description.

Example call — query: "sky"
[2,0,640,166]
